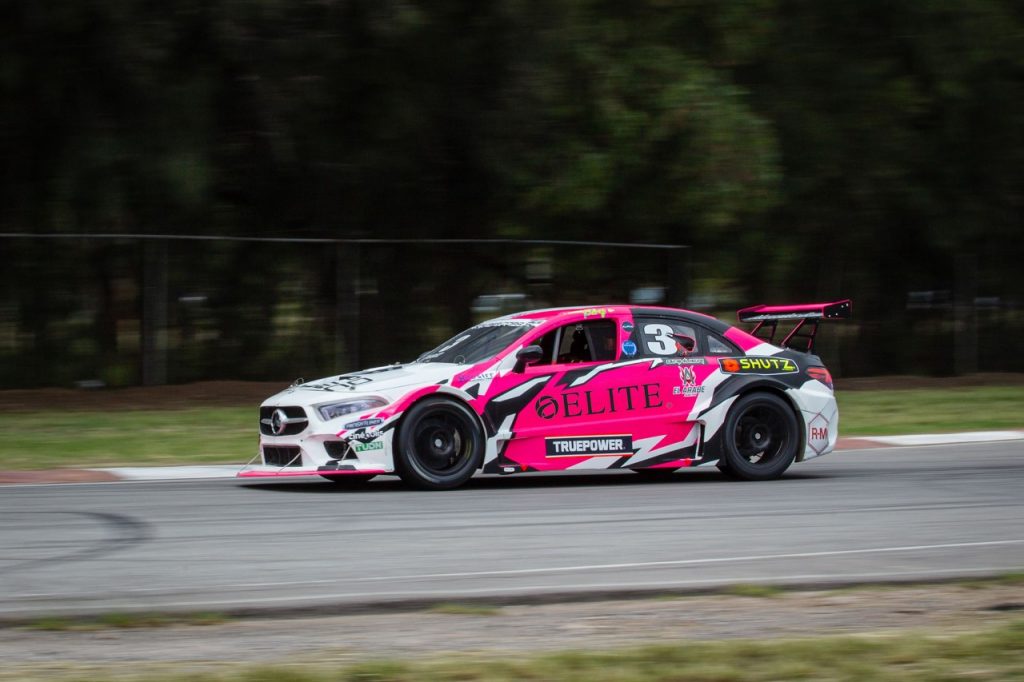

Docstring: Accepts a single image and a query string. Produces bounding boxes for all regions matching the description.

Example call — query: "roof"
[505,305,735,336]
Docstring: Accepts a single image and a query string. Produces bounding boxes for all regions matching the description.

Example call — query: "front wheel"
[395,398,484,490]
[719,393,799,481]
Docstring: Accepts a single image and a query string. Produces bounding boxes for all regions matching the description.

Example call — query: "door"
[627,316,719,466]
[496,313,682,471]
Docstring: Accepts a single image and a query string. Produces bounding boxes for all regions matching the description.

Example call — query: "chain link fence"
[4,233,1019,388]
[0,234,689,388]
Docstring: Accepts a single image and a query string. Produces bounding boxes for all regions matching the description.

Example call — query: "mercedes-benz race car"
[239,301,851,490]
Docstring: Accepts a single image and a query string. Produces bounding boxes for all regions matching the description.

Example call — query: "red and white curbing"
[82,430,1024,481]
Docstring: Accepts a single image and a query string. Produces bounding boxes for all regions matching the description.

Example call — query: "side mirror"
[674,334,696,355]
[513,345,544,373]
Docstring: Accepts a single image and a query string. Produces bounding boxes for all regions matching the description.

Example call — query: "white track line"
[7,538,1023,601]
[325,538,1024,582]
[3,565,1022,615]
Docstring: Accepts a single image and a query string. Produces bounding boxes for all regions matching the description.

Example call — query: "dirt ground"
[2,374,1024,413]
[0,583,1021,671]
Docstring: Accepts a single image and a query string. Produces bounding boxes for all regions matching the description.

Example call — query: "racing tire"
[719,392,799,481]
[320,474,377,486]
[396,398,484,490]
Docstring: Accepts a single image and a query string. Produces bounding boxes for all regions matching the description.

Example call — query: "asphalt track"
[1,442,1022,620]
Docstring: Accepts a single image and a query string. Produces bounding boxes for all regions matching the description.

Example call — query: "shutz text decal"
[718,357,798,374]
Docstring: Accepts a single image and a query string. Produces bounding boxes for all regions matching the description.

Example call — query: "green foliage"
[2,0,1024,383]
[490,2,781,242]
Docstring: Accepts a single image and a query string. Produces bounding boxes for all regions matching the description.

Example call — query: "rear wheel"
[719,393,799,481]
[396,398,484,490]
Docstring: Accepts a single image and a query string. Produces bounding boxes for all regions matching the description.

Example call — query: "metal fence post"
[351,242,361,370]
[141,238,168,385]
[663,245,688,308]
[954,253,978,376]
[335,241,360,372]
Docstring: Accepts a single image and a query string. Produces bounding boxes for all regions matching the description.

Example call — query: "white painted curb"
[859,431,1024,447]
[98,465,241,480]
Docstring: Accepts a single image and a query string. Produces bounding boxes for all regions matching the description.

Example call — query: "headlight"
[316,398,389,421]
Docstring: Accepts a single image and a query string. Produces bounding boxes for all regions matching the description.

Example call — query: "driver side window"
[532,320,617,364]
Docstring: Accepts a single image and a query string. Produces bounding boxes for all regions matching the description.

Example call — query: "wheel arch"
[701,383,806,463]
[736,384,807,461]
[397,390,489,471]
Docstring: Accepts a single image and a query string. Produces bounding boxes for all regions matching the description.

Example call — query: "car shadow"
[238,469,827,494]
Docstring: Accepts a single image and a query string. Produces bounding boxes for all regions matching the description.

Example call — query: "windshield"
[416,320,538,365]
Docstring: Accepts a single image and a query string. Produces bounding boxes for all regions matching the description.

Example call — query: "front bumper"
[237,422,398,479]
[238,465,389,478]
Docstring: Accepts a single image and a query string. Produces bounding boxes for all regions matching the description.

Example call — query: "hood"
[262,363,460,407]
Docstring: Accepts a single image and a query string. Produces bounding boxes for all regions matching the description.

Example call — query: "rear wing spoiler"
[737,299,851,353]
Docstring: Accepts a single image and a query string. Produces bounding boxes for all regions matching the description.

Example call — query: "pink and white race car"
[240,301,851,489]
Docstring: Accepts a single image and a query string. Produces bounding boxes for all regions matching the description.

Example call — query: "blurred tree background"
[1,0,1022,387]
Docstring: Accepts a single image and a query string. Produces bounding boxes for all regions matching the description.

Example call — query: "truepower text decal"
[545,435,633,457]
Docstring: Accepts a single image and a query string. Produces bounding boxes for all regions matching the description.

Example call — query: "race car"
[239,301,851,489]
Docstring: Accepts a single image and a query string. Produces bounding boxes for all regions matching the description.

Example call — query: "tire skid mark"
[0,511,150,571]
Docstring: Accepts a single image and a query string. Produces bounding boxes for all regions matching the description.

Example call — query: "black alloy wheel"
[720,392,799,480]
[396,398,484,490]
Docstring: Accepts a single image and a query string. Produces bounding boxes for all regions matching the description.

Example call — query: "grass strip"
[0,408,254,469]
[3,620,1023,681]
[721,583,784,598]
[836,385,1024,436]
[342,622,1024,681]
[427,603,502,616]
[0,386,1020,470]
[24,612,229,631]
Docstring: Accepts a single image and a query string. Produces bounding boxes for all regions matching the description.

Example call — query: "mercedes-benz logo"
[270,408,289,436]
[261,408,306,436]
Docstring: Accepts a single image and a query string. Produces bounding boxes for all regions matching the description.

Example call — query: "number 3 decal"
[644,324,677,355]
